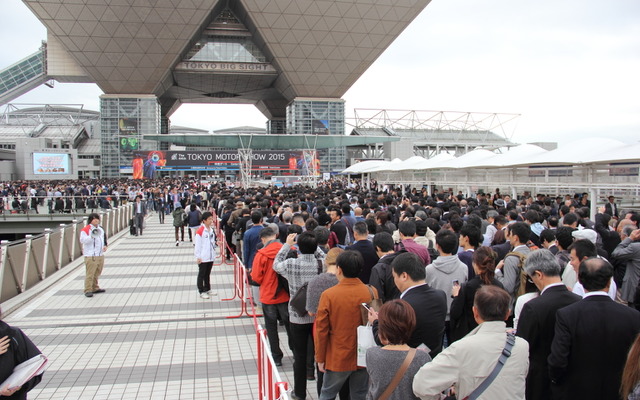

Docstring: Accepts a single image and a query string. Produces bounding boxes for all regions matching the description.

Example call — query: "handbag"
[288,260,324,317]
[356,324,376,367]
[361,285,383,325]
[289,282,309,316]
[377,348,417,400]
[182,213,189,227]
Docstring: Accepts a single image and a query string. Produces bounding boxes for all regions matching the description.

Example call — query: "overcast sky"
[1,0,639,146]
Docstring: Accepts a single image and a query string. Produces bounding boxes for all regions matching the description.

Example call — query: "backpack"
[275,274,290,298]
[505,251,527,297]
[341,217,354,246]
[427,245,439,263]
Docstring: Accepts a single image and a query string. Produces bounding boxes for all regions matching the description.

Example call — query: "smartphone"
[361,303,372,312]
[452,279,460,286]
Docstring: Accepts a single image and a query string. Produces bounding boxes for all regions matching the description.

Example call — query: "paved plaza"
[2,213,308,399]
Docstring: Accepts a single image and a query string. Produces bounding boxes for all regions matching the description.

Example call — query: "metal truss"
[350,109,521,142]
[237,135,254,188]
[0,103,97,127]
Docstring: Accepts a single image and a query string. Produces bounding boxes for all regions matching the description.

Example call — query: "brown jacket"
[315,277,375,371]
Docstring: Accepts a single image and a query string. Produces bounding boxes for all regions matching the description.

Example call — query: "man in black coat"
[604,195,619,219]
[369,232,403,302]
[346,221,379,284]
[369,252,447,358]
[548,257,640,400]
[516,249,581,400]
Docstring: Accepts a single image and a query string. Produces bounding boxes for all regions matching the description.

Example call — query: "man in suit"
[370,252,447,358]
[548,257,640,400]
[346,221,379,284]
[133,195,147,236]
[604,195,619,219]
[316,250,373,400]
[611,228,640,309]
[540,229,559,255]
[369,232,404,302]
[496,222,532,314]
[516,249,581,400]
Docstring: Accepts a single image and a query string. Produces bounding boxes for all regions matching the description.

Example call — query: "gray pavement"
[3,212,310,399]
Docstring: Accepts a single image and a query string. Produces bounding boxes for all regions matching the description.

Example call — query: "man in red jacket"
[251,227,291,367]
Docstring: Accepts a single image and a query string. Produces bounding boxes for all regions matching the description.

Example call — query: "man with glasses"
[516,249,581,400]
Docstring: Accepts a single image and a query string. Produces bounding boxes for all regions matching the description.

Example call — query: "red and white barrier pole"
[257,325,290,400]
[225,254,262,319]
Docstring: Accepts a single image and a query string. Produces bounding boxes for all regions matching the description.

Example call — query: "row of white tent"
[342,138,640,174]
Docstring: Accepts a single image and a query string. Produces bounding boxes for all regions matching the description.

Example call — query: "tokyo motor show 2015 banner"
[132,150,320,179]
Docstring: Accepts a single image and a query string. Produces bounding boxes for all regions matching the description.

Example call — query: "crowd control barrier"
[257,325,290,400]
[0,203,133,304]
[221,243,262,319]
[216,213,290,399]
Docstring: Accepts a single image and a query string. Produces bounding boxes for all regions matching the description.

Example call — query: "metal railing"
[213,212,290,399]
[0,203,133,303]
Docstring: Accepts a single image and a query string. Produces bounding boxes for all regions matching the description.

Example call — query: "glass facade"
[286,99,346,173]
[183,8,266,64]
[185,38,266,63]
[267,119,286,134]
[100,96,160,178]
[0,46,45,101]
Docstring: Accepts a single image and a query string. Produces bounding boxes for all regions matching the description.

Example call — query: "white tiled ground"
[3,212,314,400]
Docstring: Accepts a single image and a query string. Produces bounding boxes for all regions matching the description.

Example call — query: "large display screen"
[131,150,320,179]
[33,153,71,175]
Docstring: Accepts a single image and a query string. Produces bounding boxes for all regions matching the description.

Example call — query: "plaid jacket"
[273,243,325,324]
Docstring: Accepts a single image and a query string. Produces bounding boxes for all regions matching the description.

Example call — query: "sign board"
[175,61,276,73]
[132,150,320,179]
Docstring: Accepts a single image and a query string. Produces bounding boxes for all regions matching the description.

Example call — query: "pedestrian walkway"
[2,212,313,399]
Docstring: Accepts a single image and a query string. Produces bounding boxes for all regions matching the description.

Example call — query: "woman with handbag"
[366,300,431,400]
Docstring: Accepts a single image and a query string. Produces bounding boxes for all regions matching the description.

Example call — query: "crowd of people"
[3,176,640,399]
[215,182,640,400]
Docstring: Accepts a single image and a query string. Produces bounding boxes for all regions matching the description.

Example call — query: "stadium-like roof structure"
[23,0,433,118]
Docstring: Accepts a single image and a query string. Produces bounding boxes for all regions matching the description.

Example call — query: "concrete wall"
[384,138,414,160]
[0,161,16,180]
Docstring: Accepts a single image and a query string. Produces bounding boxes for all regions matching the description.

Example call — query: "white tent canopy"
[412,152,456,170]
[517,138,627,166]
[341,138,640,174]
[479,144,549,168]
[582,142,640,164]
[368,158,403,172]
[437,149,497,169]
[390,156,428,172]
[342,159,389,174]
